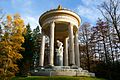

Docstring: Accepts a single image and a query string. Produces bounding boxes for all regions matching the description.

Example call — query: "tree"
[32,26,42,67]
[96,19,110,63]
[0,9,5,41]
[18,23,34,75]
[92,19,120,79]
[98,0,120,42]
[79,22,95,71]
[93,19,120,63]
[0,14,25,79]
[0,26,2,41]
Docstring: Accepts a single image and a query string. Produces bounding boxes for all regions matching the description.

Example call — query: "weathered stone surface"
[39,35,45,66]
[30,6,95,77]
[30,66,95,77]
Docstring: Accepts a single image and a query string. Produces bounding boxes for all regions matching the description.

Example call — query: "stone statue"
[56,40,63,66]
[57,40,63,55]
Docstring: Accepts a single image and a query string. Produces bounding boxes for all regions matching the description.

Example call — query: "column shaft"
[39,35,45,66]
[74,31,80,67]
[49,22,55,66]
[68,23,75,65]
[64,37,69,66]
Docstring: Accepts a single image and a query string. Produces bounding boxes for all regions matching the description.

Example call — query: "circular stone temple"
[39,5,81,66]
[31,5,95,77]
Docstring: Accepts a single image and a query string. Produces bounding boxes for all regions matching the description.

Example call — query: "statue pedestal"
[56,49,63,66]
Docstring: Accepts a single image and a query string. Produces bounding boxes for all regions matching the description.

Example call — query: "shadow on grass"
[12,76,106,80]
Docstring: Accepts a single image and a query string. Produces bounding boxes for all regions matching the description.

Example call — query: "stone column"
[49,21,55,66]
[64,37,69,66]
[68,23,75,65]
[39,35,46,66]
[74,31,80,67]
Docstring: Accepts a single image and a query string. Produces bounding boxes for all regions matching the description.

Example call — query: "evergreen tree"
[32,26,42,67]
[18,23,33,75]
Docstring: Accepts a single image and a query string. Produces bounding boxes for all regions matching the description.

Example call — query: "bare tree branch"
[98,0,120,42]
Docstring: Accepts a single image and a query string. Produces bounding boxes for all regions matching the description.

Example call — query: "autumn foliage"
[0,14,25,80]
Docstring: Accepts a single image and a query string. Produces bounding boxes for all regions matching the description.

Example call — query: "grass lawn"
[12,76,106,80]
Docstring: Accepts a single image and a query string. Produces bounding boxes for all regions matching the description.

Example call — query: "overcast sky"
[0,0,105,30]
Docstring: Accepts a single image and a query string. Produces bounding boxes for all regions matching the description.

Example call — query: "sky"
[0,0,105,30]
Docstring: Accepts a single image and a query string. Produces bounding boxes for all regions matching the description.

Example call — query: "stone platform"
[30,66,95,77]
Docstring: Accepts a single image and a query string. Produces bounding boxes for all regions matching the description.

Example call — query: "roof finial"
[57,5,62,10]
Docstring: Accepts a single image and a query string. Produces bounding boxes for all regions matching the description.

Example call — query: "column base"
[47,64,54,67]
[70,64,78,69]
[69,63,75,66]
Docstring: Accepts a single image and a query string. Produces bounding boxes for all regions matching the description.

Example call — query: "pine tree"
[18,23,34,75]
[32,26,42,67]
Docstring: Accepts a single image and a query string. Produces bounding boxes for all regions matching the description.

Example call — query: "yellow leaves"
[1,14,25,59]
[7,15,12,21]
[11,35,25,43]
[0,13,26,79]
[13,15,25,35]
[15,53,23,59]
[13,13,24,28]
[7,14,12,28]
[14,18,24,27]
[10,64,19,72]
[6,13,25,34]
[14,13,20,19]
[23,27,27,35]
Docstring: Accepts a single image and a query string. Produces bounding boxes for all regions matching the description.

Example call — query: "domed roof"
[39,5,81,26]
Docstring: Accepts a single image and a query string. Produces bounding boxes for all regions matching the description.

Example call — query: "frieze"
[42,15,78,27]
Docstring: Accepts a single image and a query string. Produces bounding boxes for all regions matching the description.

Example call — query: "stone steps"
[30,66,95,77]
